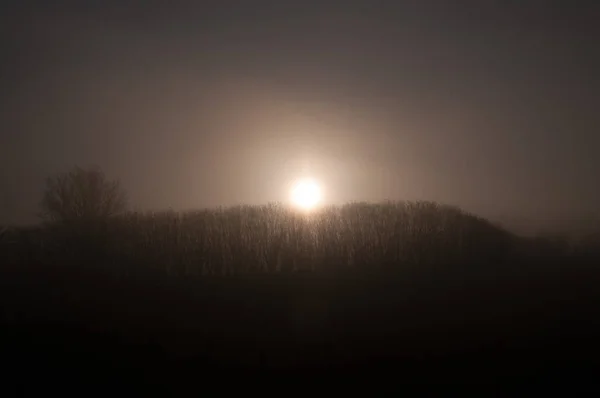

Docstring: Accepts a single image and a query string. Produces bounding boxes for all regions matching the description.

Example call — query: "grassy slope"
[1,202,599,390]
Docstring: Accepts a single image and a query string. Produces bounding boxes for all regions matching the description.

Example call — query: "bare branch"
[39,166,128,224]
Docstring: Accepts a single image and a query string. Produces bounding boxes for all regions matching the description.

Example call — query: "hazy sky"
[1,1,599,226]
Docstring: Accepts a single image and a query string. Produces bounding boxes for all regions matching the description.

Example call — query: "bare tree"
[40,166,127,224]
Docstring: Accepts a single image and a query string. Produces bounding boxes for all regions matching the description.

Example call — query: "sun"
[290,178,322,211]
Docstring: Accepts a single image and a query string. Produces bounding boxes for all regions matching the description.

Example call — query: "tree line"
[1,166,596,277]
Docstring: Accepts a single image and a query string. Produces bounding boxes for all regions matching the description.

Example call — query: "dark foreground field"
[2,259,600,393]
[2,203,600,393]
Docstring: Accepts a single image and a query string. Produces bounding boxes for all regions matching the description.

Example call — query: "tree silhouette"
[39,166,127,224]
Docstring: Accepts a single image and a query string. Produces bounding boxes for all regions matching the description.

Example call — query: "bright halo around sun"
[290,178,322,211]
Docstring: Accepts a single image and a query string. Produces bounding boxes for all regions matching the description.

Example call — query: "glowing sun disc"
[291,178,322,210]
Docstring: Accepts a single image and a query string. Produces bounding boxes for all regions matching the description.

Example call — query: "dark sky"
[1,1,599,229]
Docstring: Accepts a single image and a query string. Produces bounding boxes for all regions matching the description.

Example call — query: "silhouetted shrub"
[39,166,127,225]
